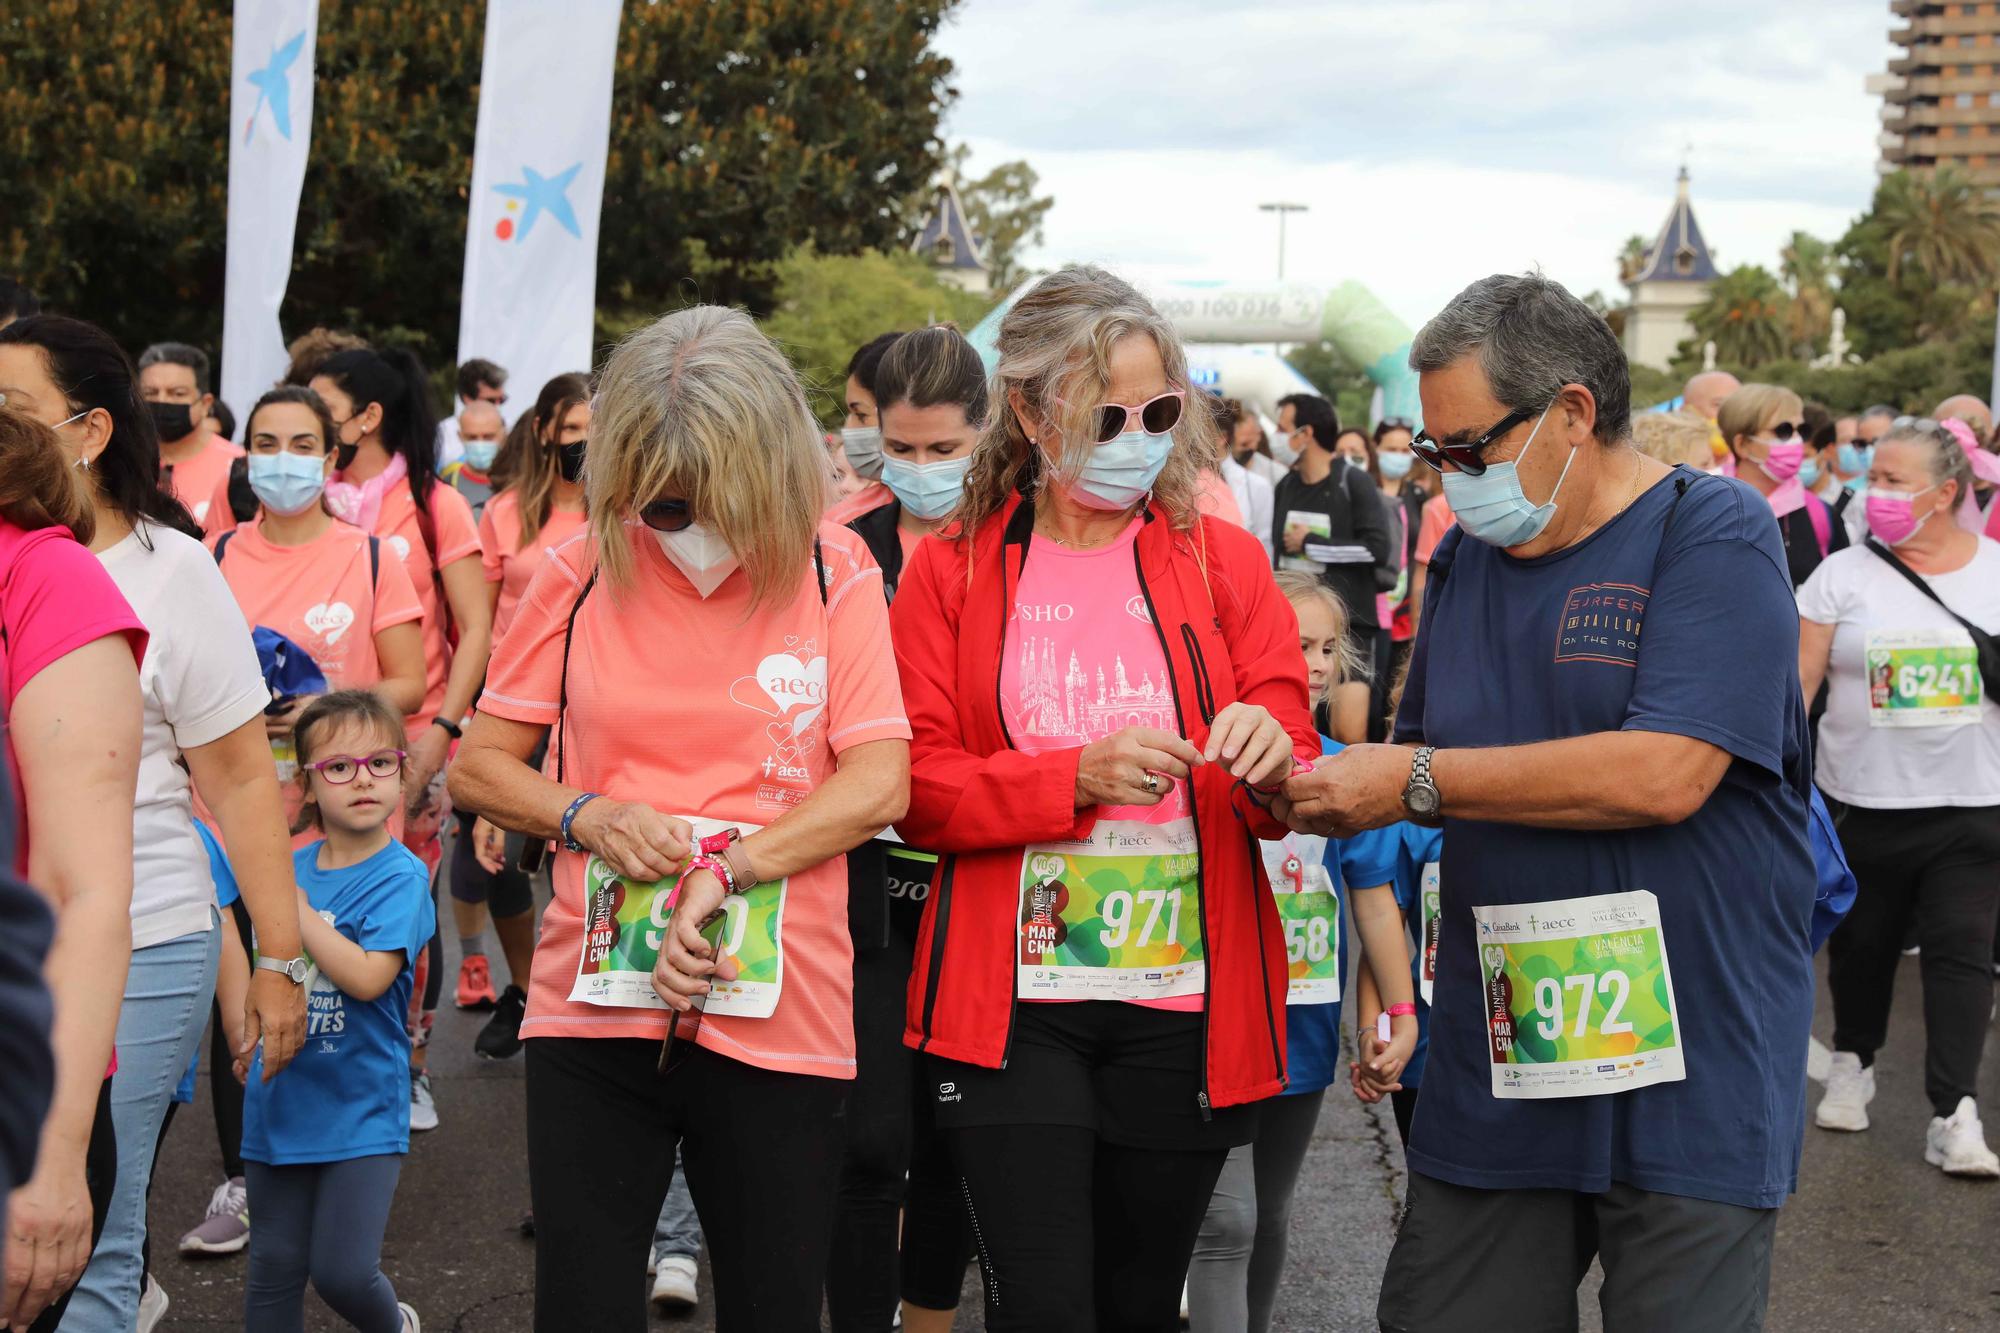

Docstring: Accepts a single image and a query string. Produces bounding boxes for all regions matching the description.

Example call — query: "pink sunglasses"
[1053,390,1186,445]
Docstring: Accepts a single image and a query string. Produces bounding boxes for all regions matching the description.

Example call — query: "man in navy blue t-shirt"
[1280,274,1816,1332]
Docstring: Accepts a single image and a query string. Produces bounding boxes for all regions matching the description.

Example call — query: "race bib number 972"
[1471,890,1685,1099]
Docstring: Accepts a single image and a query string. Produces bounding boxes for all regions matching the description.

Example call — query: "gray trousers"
[1378,1171,1777,1333]
[1185,1090,1325,1333]
[243,1155,403,1333]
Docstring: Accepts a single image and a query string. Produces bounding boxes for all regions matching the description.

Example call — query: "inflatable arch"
[968,277,1420,429]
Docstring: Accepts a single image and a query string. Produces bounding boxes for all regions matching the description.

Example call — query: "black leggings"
[949,1123,1227,1333]
[447,808,534,916]
[525,1037,848,1333]
[1826,801,2000,1116]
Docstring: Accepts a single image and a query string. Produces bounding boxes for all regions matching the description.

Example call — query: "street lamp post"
[1259,201,1308,280]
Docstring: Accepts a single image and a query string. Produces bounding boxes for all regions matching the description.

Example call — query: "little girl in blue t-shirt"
[1185,573,1417,1333]
[242,690,434,1333]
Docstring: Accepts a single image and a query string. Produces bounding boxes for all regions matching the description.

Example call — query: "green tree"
[1616,233,1649,283]
[1779,230,1836,353]
[760,246,990,425]
[1283,341,1373,428]
[0,0,961,374]
[1686,265,1791,369]
[1835,170,1998,352]
[945,149,1053,292]
[1861,167,2000,287]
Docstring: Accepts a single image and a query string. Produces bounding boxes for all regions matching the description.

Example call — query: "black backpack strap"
[368,535,380,587]
[1866,537,1983,636]
[212,530,235,566]
[814,536,828,608]
[553,568,601,787]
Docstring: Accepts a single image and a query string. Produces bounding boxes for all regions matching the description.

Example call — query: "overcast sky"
[935,0,1891,330]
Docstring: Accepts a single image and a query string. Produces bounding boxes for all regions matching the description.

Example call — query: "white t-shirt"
[1221,456,1276,560]
[1797,539,2000,809]
[98,521,269,947]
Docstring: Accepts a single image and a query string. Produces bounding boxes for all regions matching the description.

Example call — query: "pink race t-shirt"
[367,478,482,736]
[163,436,242,529]
[1196,469,1244,529]
[0,521,149,872]
[478,491,587,644]
[1415,493,1456,565]
[478,523,911,1076]
[999,519,1201,1011]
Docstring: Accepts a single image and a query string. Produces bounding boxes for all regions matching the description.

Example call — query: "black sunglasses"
[1410,407,1536,478]
[639,498,693,533]
[1760,422,1803,444]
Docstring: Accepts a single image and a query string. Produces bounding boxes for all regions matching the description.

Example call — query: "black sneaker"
[476,984,527,1060]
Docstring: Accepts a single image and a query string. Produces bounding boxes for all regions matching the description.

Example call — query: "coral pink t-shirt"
[478,491,587,645]
[1415,493,1456,565]
[163,435,242,529]
[1196,469,1244,529]
[826,481,893,526]
[210,518,424,691]
[999,519,1201,1011]
[478,523,911,1076]
[366,479,482,736]
[0,521,149,875]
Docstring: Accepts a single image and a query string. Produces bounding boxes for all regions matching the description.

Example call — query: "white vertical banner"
[459,0,622,415]
[221,0,318,418]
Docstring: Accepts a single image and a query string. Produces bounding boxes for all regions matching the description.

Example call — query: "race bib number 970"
[1471,890,1685,1099]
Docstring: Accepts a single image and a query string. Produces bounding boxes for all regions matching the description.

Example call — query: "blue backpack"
[1806,787,1856,953]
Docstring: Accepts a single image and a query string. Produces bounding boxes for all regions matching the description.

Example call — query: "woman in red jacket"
[889,266,1317,1333]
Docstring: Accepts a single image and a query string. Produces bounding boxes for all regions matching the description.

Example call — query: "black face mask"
[148,400,196,443]
[557,440,587,483]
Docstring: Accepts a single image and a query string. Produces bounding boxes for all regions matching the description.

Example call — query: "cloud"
[938,0,1889,327]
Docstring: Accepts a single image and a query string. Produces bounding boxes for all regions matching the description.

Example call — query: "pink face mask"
[1756,438,1805,482]
[1865,486,1936,546]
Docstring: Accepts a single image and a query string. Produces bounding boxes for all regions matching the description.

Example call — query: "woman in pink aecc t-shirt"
[450,307,909,1333]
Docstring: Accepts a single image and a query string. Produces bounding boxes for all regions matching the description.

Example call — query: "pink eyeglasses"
[1053,390,1186,445]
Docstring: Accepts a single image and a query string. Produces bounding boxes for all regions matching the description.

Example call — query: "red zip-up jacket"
[889,494,1319,1111]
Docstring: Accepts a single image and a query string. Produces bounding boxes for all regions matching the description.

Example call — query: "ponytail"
[316,347,441,511]
[0,410,97,545]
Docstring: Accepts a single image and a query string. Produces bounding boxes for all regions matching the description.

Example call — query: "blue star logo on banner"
[244,30,306,144]
[491,163,584,243]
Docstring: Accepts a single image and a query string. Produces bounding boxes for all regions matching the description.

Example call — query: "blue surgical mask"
[1054,430,1174,512]
[1437,402,1574,548]
[1378,450,1414,481]
[461,439,501,474]
[247,452,328,516]
[1837,442,1871,475]
[1797,458,1821,489]
[841,426,884,481]
[881,454,971,520]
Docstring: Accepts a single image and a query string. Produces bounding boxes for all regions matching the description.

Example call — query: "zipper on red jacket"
[1241,823,1286,1089]
[1132,537,1214,1120]
[916,855,955,1051]
[992,514,1032,1068]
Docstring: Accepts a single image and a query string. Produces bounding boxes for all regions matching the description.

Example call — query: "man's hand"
[651,870,740,1012]
[570,799,692,883]
[1282,524,1307,555]
[241,969,306,1080]
[2,1154,92,1328]
[1281,744,1412,837]
[1075,727,1204,810]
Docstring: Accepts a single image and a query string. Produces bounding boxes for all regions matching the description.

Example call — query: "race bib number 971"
[1018,820,1204,1001]
[1471,890,1685,1099]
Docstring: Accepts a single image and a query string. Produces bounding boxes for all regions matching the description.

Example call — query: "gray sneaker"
[410,1069,439,1133]
[179,1176,250,1255]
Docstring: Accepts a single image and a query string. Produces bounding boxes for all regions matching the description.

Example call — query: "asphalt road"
[144,940,2000,1332]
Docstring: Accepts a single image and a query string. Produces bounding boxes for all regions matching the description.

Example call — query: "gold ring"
[1143,772,1160,794]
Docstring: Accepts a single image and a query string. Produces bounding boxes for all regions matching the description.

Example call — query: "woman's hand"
[2,1155,93,1328]
[264,696,309,741]
[1075,727,1204,809]
[1202,702,1295,787]
[403,724,452,819]
[569,799,692,882]
[471,816,508,875]
[651,869,740,1012]
[1352,1013,1417,1100]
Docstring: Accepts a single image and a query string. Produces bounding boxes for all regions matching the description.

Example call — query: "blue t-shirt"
[1272,738,1411,1096]
[1342,820,1441,1089]
[242,840,433,1165]
[1394,469,1815,1210]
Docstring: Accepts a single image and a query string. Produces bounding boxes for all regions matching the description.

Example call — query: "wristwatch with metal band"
[1403,746,1443,827]
[256,954,311,984]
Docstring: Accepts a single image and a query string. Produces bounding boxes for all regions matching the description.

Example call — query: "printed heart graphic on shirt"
[388,535,412,561]
[1029,853,1065,886]
[303,601,356,646]
[731,653,828,761]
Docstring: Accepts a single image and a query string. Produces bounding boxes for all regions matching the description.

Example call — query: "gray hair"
[137,341,211,394]
[1881,418,1975,503]
[1859,403,1897,426]
[1410,273,1631,444]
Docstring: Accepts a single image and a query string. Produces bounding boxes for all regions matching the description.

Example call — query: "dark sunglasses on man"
[1410,406,1541,477]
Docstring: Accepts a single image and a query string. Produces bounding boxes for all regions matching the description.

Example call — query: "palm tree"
[1869,168,2000,287]
[1779,231,1836,352]
[1687,265,1792,368]
[1616,234,1650,283]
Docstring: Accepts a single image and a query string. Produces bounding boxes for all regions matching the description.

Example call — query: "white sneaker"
[1926,1097,2000,1178]
[650,1253,698,1310]
[399,1300,421,1332]
[410,1070,439,1133]
[1816,1052,1874,1132]
[1805,1036,1832,1083]
[137,1273,169,1333]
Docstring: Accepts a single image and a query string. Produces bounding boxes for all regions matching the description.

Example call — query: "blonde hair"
[956,266,1215,540]
[1715,384,1803,458]
[1272,571,1364,703]
[1630,410,1714,470]
[587,307,824,606]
